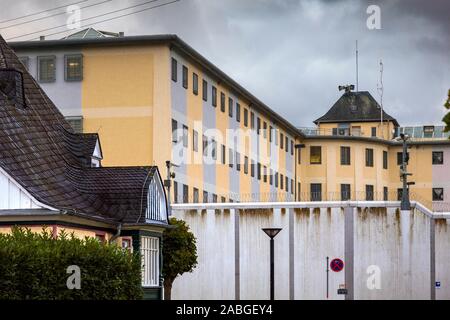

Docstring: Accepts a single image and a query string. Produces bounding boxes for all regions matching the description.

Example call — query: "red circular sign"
[330,258,344,272]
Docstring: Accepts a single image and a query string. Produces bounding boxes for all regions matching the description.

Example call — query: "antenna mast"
[377,59,384,137]
[356,40,359,92]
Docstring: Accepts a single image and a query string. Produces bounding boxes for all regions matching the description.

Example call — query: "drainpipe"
[109,223,122,244]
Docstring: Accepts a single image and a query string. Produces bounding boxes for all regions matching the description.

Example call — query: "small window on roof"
[0,69,26,108]
[65,116,83,133]
[38,56,56,83]
[65,54,83,81]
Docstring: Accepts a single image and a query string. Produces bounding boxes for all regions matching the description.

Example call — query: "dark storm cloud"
[0,0,448,126]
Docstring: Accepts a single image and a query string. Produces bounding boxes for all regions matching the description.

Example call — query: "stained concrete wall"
[171,204,450,300]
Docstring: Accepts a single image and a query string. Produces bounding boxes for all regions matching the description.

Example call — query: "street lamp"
[262,228,282,300]
[395,133,413,210]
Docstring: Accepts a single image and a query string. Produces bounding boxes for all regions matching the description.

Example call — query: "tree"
[162,217,198,300]
[443,89,450,134]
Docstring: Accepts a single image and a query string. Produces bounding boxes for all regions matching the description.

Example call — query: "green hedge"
[0,227,143,300]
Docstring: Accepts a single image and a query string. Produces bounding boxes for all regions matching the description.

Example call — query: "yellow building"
[0,35,169,300]
[9,29,450,211]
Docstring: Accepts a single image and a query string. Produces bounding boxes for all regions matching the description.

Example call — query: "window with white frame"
[141,236,159,287]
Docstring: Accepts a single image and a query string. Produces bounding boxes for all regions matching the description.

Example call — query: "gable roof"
[314,91,399,127]
[0,34,165,225]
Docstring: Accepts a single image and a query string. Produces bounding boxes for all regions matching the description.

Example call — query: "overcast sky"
[1,0,449,127]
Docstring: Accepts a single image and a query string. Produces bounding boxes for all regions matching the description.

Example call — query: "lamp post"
[262,228,282,300]
[397,134,413,210]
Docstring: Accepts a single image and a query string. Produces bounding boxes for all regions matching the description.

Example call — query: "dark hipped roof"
[0,35,160,225]
[314,91,399,127]
[9,34,304,138]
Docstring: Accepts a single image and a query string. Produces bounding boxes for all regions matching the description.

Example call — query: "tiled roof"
[0,35,160,224]
[314,91,399,126]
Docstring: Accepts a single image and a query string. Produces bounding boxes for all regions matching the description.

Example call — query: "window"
[383,186,388,201]
[203,135,208,156]
[202,79,208,101]
[212,86,217,107]
[269,126,273,143]
[263,166,267,183]
[285,136,289,153]
[236,152,241,171]
[270,169,273,185]
[203,191,209,203]
[432,151,444,165]
[182,125,188,148]
[365,148,374,167]
[193,130,198,152]
[18,56,29,71]
[291,179,294,195]
[311,184,322,201]
[229,148,234,168]
[251,160,255,177]
[310,146,322,164]
[221,145,226,164]
[171,58,177,82]
[212,194,218,203]
[397,188,403,201]
[250,112,255,129]
[257,118,261,135]
[280,174,284,190]
[221,196,226,203]
[192,73,198,95]
[193,188,199,203]
[244,108,248,126]
[275,172,279,188]
[182,65,188,89]
[183,184,189,203]
[236,103,241,122]
[229,97,233,118]
[65,116,83,133]
[297,182,301,200]
[371,127,377,137]
[397,152,409,165]
[263,122,267,139]
[37,56,56,82]
[171,119,178,143]
[366,185,374,201]
[244,156,249,174]
[291,140,294,156]
[220,92,226,112]
[383,151,388,169]
[280,133,284,149]
[297,147,301,164]
[257,163,261,180]
[173,181,178,203]
[341,146,351,165]
[141,236,159,287]
[433,188,444,201]
[341,184,351,201]
[211,139,217,160]
[285,176,289,192]
[96,233,106,243]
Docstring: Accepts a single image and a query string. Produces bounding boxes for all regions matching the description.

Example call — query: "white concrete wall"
[171,204,450,300]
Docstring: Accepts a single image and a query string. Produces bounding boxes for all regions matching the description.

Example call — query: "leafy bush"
[0,227,143,300]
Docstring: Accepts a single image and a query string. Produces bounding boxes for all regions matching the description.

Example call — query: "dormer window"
[0,69,26,108]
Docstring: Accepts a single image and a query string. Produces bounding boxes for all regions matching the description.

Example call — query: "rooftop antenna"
[356,40,359,92]
[377,59,384,137]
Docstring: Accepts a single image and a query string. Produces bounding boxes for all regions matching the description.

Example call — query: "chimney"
[119,32,124,37]
[39,36,45,41]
